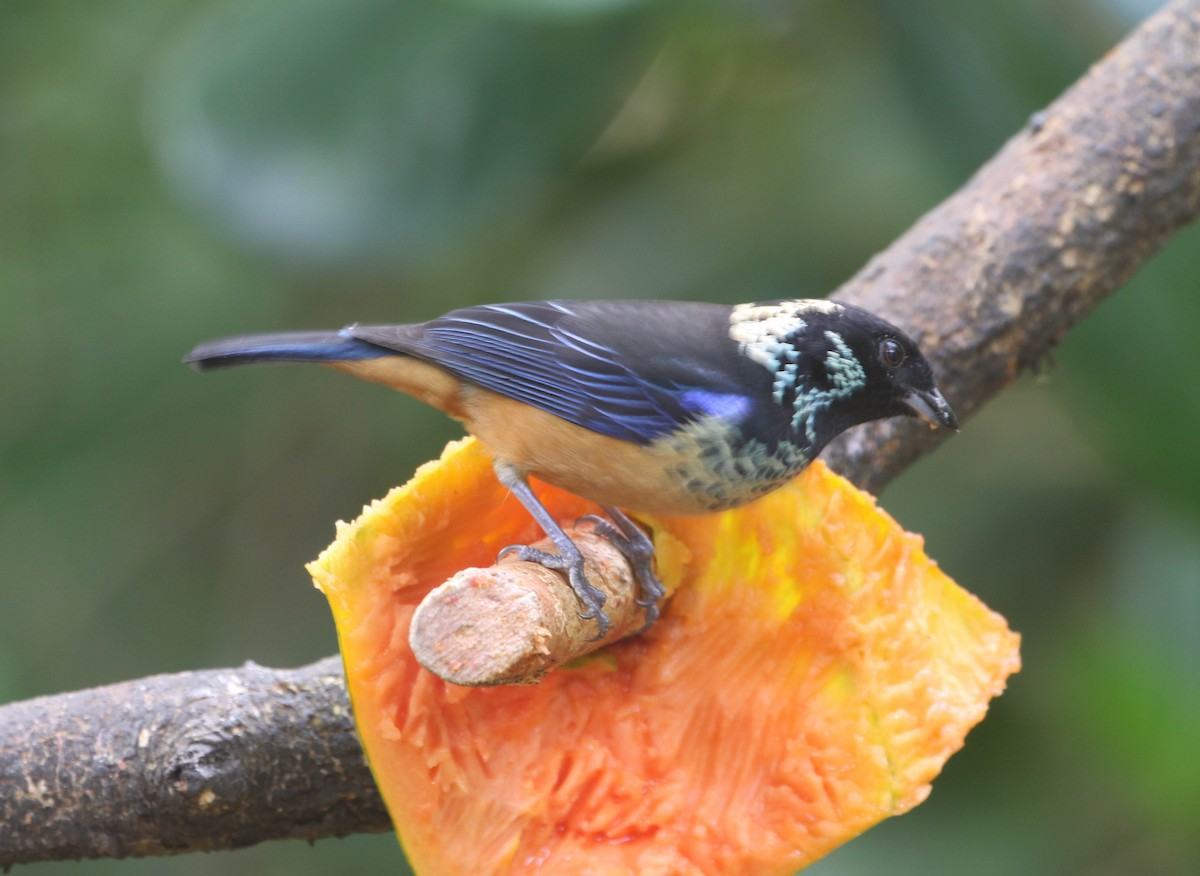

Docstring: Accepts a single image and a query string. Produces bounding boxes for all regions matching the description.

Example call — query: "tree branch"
[824,0,1200,489]
[4,0,1200,866]
[0,658,391,865]
[410,530,659,686]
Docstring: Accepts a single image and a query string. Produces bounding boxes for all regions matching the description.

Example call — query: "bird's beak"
[903,387,959,431]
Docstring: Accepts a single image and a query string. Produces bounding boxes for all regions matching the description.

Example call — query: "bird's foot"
[579,508,666,630]
[498,543,611,639]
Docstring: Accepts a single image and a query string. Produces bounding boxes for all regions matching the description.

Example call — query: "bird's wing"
[350,300,749,445]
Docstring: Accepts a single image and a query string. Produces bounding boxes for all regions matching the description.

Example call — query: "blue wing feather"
[350,300,753,444]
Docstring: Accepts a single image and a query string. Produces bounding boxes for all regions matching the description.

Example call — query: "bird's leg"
[493,461,610,639]
[579,506,666,629]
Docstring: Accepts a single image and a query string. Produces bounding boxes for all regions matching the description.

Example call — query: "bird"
[186,298,958,638]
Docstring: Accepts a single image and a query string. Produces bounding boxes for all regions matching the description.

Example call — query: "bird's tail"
[184,329,388,371]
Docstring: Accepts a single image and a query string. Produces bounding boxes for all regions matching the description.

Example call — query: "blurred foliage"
[1,0,1197,874]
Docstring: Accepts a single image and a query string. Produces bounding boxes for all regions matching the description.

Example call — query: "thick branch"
[0,658,391,865]
[824,0,1200,489]
[4,0,1200,866]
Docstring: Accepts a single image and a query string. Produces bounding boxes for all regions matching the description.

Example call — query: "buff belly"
[331,356,807,515]
[462,387,807,515]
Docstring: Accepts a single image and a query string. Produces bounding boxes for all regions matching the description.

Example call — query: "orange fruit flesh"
[309,437,1020,876]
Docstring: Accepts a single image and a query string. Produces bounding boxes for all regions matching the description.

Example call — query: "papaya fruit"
[308,437,1019,876]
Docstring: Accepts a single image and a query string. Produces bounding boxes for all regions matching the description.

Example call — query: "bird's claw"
[497,506,664,638]
[581,509,666,632]
[576,513,619,540]
[498,542,610,639]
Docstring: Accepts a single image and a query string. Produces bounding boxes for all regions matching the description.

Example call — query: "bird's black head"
[729,299,957,458]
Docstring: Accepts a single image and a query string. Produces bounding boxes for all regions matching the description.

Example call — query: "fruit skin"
[308,437,1020,876]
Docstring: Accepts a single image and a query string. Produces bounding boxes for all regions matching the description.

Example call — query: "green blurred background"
[3,0,1198,873]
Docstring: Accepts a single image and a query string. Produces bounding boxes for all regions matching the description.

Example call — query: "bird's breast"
[647,416,811,512]
[461,387,809,515]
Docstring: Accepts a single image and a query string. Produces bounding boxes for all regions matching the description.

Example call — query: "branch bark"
[824,0,1200,488]
[410,530,657,686]
[4,0,1200,866]
[0,658,391,865]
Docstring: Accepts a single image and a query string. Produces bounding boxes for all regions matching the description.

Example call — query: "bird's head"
[729,299,958,456]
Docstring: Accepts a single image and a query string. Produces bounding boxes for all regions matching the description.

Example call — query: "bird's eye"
[879,338,905,369]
